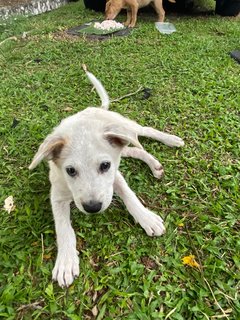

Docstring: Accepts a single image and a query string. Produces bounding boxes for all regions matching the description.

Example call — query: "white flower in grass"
[4,195,15,214]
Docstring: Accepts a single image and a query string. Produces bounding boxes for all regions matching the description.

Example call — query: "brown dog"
[105,0,175,27]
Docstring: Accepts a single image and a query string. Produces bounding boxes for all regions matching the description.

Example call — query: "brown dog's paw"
[124,21,131,27]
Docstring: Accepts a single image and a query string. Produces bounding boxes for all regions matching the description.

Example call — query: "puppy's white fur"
[29,70,184,287]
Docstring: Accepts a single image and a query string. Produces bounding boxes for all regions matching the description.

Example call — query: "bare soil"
[0,0,33,8]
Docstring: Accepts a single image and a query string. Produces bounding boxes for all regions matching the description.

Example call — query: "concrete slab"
[0,0,69,20]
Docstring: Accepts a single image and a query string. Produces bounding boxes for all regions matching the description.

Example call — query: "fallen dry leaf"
[92,305,98,317]
[92,291,98,302]
[64,106,73,112]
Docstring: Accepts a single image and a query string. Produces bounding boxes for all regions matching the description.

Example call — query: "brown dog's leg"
[124,9,132,26]
[153,0,165,22]
[125,0,138,27]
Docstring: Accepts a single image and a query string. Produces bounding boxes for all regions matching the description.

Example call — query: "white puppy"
[29,70,184,287]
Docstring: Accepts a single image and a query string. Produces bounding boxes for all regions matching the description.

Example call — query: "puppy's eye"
[99,161,111,173]
[66,166,77,177]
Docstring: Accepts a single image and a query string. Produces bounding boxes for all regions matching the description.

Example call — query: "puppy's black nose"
[82,201,102,213]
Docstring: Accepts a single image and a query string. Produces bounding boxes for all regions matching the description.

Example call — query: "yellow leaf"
[43,254,52,260]
[182,255,200,268]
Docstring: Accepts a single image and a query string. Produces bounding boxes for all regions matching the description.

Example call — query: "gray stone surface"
[0,0,68,19]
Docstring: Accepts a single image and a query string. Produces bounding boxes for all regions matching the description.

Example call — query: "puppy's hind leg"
[140,126,184,148]
[114,171,165,236]
[122,146,164,179]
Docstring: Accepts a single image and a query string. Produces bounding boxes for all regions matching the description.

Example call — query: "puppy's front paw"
[52,250,79,287]
[137,209,165,236]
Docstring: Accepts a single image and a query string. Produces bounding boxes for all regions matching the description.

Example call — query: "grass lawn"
[0,1,239,319]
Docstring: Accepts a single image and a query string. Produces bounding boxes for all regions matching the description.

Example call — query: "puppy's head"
[29,116,142,215]
[105,0,123,20]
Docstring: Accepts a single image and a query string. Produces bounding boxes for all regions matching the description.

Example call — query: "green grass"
[0,1,240,319]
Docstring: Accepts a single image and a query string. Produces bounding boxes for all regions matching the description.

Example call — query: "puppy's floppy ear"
[104,125,143,149]
[29,134,66,170]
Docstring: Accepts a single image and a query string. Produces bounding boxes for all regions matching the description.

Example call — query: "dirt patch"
[0,0,32,8]
[26,31,81,43]
[52,31,81,42]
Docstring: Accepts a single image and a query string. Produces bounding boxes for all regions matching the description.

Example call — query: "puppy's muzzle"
[82,201,102,214]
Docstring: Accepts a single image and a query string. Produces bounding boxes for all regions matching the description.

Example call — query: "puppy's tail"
[83,65,110,110]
